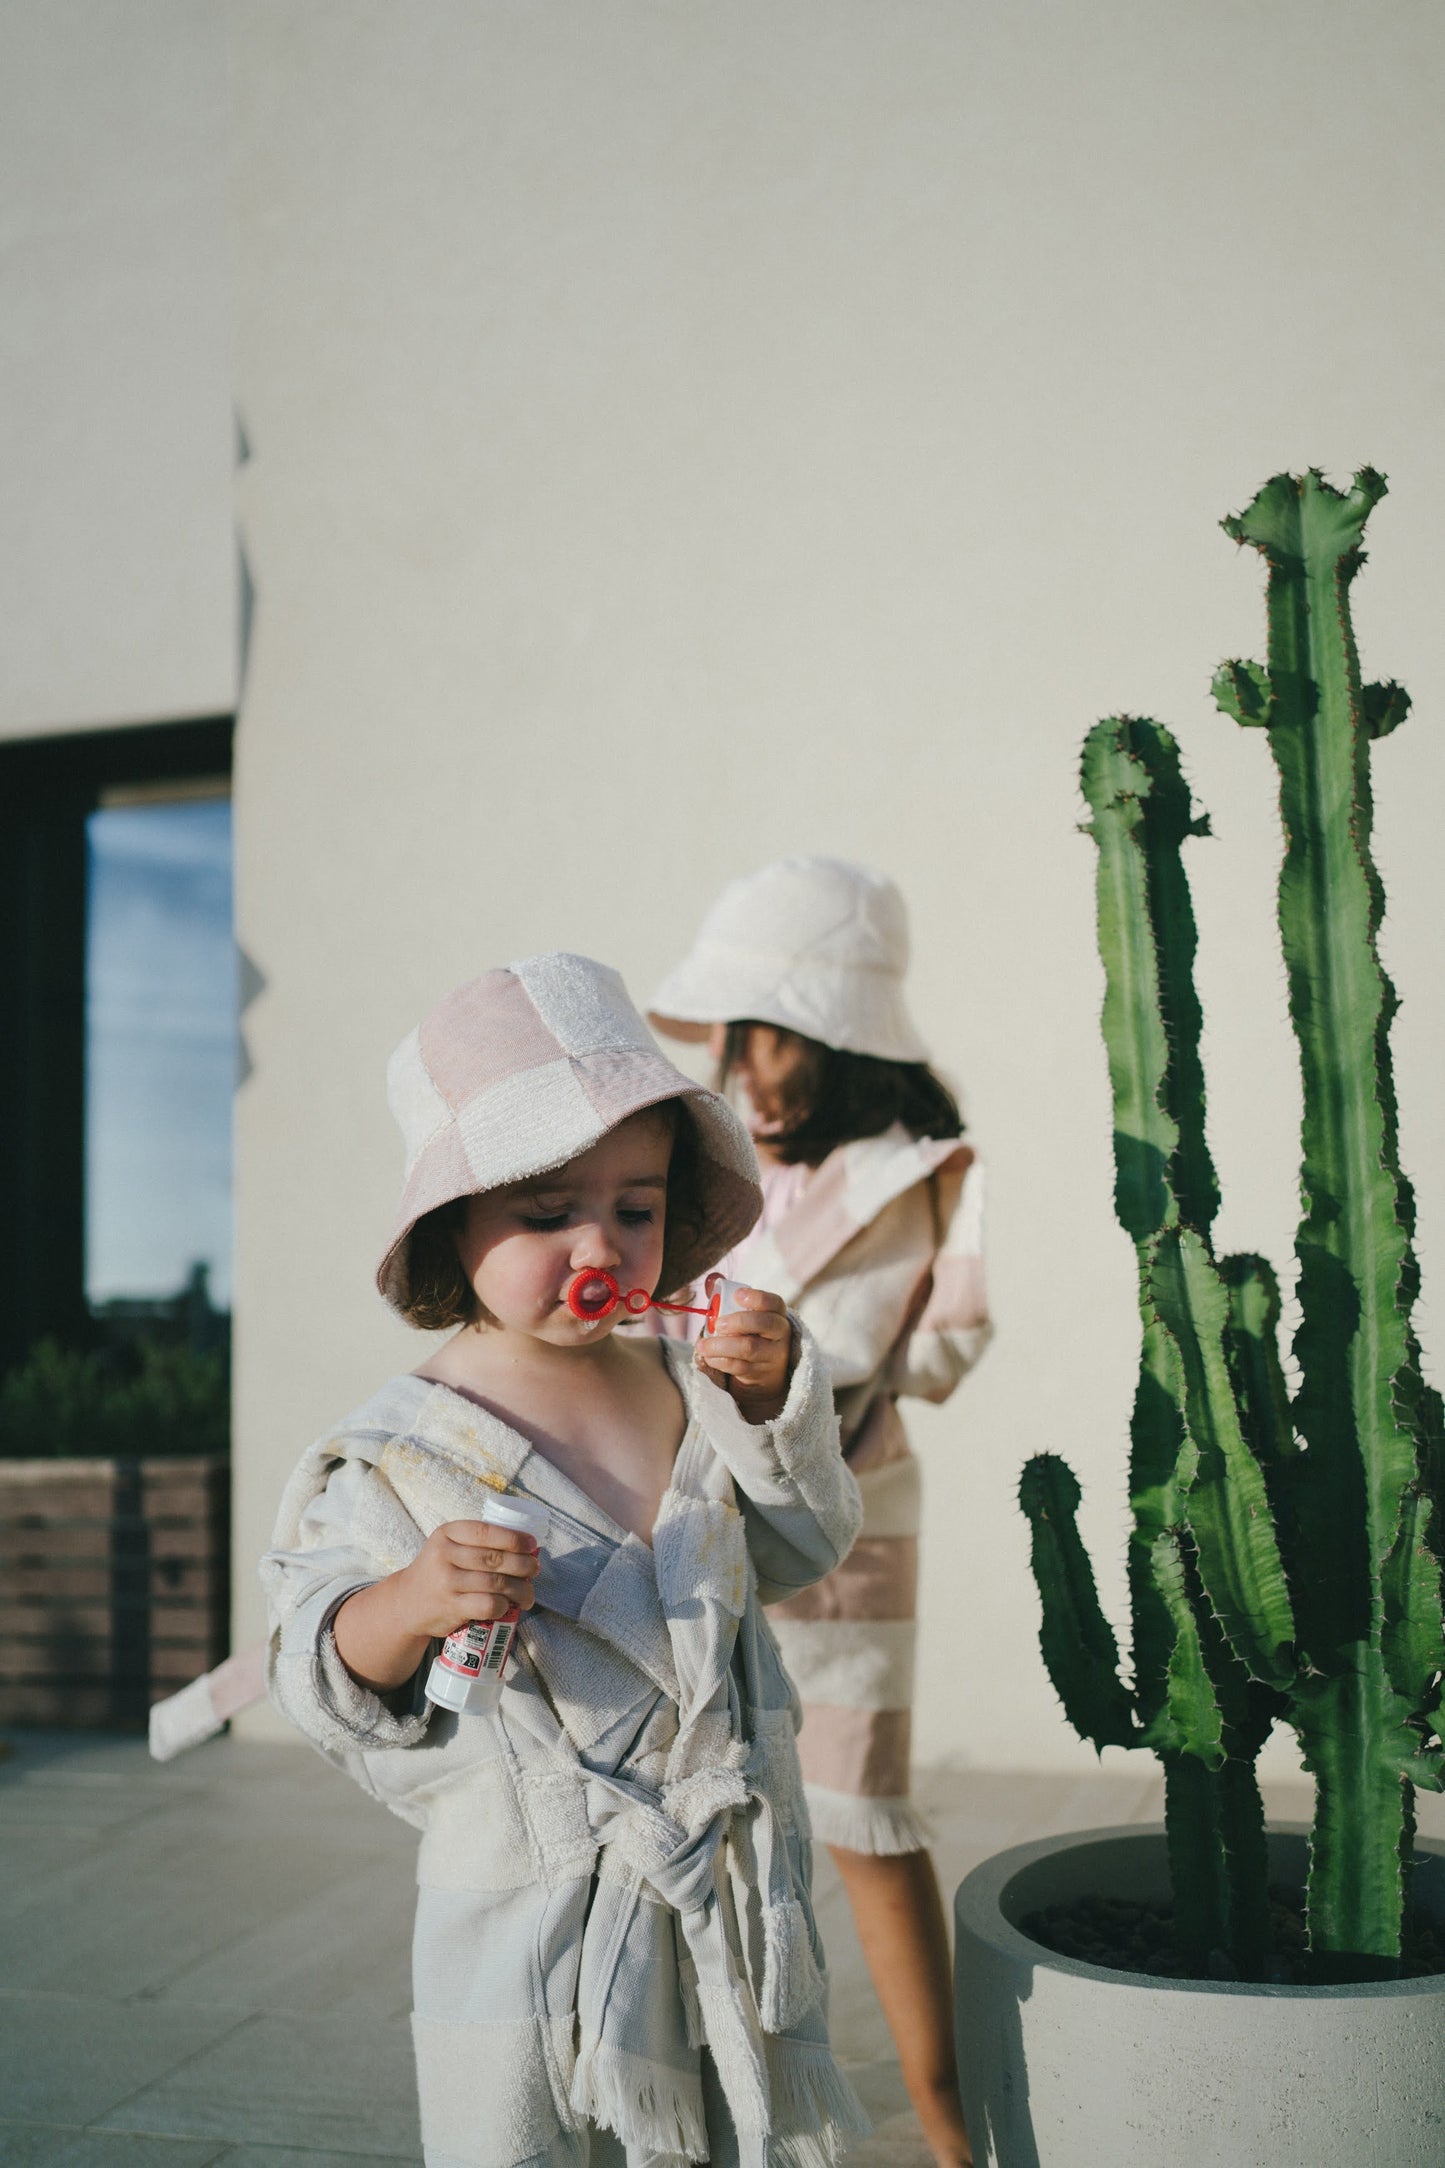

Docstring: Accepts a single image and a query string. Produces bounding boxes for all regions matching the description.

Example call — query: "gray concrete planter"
[954,1823,1445,2167]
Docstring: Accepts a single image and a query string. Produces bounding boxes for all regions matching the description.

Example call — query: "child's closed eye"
[618,1207,657,1226]
[520,1211,570,1232]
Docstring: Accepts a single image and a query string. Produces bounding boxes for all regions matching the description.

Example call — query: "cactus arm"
[1219,1251,1300,1572]
[1139,1528,1224,1765]
[1077,715,1268,1946]
[1222,468,1416,1636]
[1383,1345,1445,1718]
[1381,1486,1445,1707]
[1147,1228,1296,1687]
[1126,1321,1194,1729]
[1081,716,1217,1239]
[1081,719,1178,1243]
[1081,713,1226,1739]
[1155,1525,1278,1973]
[1019,1455,1137,1750]
[1218,1254,1293,1465]
[1215,1757,1273,1977]
[1363,680,1410,740]
[1161,1752,1272,1977]
[1211,658,1273,728]
[1162,1753,1233,1966]
[1221,466,1445,1965]
[1293,1654,1420,1977]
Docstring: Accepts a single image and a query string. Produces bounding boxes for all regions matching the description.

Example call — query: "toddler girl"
[649,859,992,2168]
[262,951,868,2168]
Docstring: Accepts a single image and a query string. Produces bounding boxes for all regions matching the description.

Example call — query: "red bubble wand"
[566,1269,744,1333]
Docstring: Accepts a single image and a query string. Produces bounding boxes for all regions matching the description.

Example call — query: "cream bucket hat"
[648,856,930,1064]
[376,952,762,1315]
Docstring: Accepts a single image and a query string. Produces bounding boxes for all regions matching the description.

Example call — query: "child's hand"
[334,1520,542,1695]
[398,1520,542,1637]
[696,1286,793,1423]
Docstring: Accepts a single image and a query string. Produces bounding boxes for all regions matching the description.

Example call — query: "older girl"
[649,859,992,2168]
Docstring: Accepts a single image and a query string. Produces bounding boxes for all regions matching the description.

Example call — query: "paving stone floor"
[3,1728,1439,2164]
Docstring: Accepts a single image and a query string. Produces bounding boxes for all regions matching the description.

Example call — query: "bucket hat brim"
[648,858,931,1065]
[376,953,761,1314]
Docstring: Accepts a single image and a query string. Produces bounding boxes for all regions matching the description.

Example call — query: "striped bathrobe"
[721,1125,991,1856]
[262,1329,869,2168]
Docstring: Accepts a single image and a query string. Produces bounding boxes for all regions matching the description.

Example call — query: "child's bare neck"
[415,1324,686,1544]
[420,1320,626,1397]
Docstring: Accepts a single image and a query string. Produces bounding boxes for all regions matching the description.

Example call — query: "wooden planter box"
[0,1458,229,1729]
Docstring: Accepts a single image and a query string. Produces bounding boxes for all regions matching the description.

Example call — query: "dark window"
[0,718,234,1378]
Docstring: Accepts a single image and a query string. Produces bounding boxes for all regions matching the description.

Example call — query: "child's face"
[709,1022,812,1135]
[455,1108,673,1344]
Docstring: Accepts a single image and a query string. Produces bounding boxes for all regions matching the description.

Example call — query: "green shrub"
[0,1336,230,1460]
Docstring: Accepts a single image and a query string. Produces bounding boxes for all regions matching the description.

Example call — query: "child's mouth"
[568,1271,619,1320]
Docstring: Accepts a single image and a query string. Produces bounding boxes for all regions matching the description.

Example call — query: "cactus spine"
[1023,471,1445,1977]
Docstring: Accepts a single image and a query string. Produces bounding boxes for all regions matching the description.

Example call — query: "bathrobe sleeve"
[687,1320,863,1604]
[261,1451,434,1761]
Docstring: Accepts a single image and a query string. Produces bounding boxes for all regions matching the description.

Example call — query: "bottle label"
[434,1605,520,1682]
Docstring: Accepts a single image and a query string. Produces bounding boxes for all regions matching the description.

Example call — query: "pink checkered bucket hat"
[376,951,763,1315]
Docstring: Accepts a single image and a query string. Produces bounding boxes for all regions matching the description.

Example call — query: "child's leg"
[828,1843,973,2168]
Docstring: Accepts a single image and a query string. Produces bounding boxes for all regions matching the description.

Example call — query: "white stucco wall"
[226,1,1445,1771]
[0,1,234,738]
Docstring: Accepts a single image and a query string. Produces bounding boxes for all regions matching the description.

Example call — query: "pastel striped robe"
[262,1329,869,2168]
[724,1125,992,1856]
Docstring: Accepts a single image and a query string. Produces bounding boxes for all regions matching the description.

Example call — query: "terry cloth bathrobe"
[262,1330,868,2168]
[723,1125,992,1857]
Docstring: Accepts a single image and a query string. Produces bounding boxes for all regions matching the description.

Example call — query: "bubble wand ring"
[565,1269,742,1332]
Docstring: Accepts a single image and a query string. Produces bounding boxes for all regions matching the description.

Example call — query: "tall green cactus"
[1022,470,1445,1979]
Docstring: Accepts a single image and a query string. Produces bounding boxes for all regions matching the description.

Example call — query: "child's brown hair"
[718,1022,963,1169]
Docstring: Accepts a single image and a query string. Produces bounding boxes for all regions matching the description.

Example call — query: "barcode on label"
[483,1623,514,1674]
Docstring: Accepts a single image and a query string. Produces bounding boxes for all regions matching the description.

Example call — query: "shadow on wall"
[237,944,266,1088]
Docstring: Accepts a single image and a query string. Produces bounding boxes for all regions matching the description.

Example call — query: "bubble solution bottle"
[423,1492,550,1717]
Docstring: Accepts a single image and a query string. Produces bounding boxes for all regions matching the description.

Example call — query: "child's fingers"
[723,1285,787,1318]
[449,1572,537,1614]
[702,1333,789,1379]
[698,1335,789,1381]
[436,1525,541,1588]
[707,1309,789,1350]
[407,1523,543,1633]
[701,1336,774,1372]
[441,1552,541,1586]
[440,1519,540,1560]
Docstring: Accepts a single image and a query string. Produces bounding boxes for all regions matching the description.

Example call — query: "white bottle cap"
[478,1493,549,1544]
[425,1657,501,1716]
[703,1275,750,1332]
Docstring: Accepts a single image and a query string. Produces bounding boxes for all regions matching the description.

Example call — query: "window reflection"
[84,793,234,1326]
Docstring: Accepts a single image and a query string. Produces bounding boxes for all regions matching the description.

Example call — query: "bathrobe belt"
[579,1756,825,2153]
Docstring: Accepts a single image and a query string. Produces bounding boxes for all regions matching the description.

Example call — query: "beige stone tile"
[0,2131,229,2166]
[844,2108,934,2168]
[207,2152,420,2166]
[99,2012,420,2156]
[0,1991,248,2128]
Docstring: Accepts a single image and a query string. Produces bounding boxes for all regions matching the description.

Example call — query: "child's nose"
[570,1222,621,1270]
